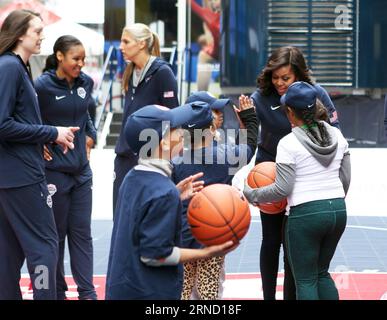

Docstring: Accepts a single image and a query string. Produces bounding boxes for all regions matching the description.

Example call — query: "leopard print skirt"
[181,255,225,300]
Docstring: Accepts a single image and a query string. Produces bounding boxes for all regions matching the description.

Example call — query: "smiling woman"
[34,35,98,300]
[0,10,80,300]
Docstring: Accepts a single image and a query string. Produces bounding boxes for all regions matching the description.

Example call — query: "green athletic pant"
[285,198,347,300]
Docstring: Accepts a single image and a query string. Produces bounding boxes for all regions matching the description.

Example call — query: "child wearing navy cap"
[105,102,236,300]
[172,94,258,300]
[186,91,244,143]
[186,91,230,130]
[244,81,351,300]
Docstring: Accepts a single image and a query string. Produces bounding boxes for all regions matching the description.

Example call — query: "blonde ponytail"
[150,32,161,57]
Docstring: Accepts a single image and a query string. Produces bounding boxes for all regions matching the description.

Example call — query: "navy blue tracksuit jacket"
[106,170,183,300]
[0,53,58,188]
[115,57,179,158]
[35,70,97,174]
[113,57,179,217]
[0,52,59,300]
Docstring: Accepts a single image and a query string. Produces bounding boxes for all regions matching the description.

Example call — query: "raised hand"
[238,94,255,111]
[176,172,205,201]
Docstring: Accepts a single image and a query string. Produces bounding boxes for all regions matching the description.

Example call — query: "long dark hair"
[43,35,83,72]
[0,10,41,55]
[258,46,313,96]
[290,100,331,146]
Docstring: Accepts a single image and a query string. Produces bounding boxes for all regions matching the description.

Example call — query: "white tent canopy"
[40,19,104,56]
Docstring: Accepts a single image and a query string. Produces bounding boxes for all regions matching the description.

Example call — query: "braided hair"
[291,99,331,147]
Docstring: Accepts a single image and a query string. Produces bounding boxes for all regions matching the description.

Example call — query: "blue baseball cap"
[185,91,230,111]
[182,101,213,129]
[124,102,211,154]
[280,81,317,110]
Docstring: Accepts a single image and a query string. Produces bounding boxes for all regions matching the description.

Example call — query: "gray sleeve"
[339,152,351,196]
[243,163,296,204]
[140,246,181,267]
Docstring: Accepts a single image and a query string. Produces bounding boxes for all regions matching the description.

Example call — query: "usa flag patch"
[163,91,175,98]
[330,110,338,123]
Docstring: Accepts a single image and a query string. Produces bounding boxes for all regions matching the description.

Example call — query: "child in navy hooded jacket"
[106,102,236,300]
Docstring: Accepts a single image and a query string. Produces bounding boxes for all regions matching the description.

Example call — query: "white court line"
[346,225,387,232]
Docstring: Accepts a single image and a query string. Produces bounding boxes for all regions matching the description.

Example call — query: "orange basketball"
[247,162,287,214]
[187,184,251,246]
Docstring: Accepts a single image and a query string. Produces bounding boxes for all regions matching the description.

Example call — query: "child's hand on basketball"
[176,172,205,201]
[204,240,238,257]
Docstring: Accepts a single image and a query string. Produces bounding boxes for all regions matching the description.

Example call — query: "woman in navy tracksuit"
[0,10,78,300]
[251,46,340,300]
[34,35,97,300]
[113,23,179,219]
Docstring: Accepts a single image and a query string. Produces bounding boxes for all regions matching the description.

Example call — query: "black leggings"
[260,211,296,300]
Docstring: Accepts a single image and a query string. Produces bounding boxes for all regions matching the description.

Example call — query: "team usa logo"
[47,184,57,196]
[77,87,87,99]
[46,184,57,209]
[46,194,53,208]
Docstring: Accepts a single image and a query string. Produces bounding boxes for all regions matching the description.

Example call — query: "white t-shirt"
[276,127,349,207]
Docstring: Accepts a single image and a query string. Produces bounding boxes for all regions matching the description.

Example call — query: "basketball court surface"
[20,148,387,300]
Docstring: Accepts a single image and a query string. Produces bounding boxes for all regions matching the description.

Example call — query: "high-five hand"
[238,94,255,111]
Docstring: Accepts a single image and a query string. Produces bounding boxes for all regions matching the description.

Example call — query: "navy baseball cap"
[280,81,317,110]
[124,102,211,154]
[185,91,230,111]
[182,101,213,129]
